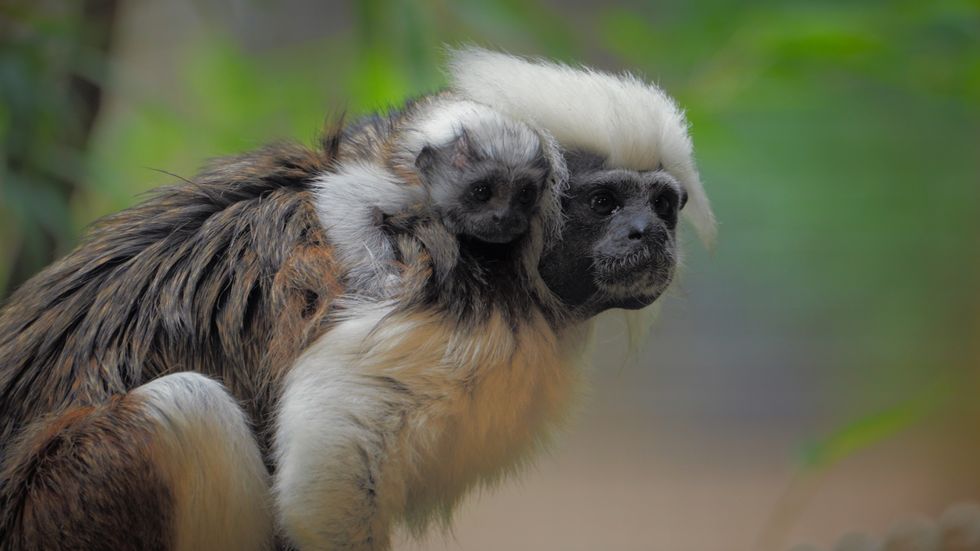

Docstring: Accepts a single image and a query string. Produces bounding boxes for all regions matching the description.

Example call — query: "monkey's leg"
[2,372,272,551]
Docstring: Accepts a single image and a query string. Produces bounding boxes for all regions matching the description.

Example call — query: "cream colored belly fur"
[274,301,585,549]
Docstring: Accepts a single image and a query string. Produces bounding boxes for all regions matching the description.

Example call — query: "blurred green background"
[1,1,978,549]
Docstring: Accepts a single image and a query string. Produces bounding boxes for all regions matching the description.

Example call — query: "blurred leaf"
[799,380,952,469]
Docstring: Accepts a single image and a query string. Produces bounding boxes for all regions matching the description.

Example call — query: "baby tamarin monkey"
[316,91,560,298]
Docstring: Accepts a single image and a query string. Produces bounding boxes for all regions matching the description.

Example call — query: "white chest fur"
[274,302,583,549]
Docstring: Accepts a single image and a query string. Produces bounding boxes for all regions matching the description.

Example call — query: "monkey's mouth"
[459,233,526,263]
[592,248,675,302]
[465,219,531,245]
[470,229,525,244]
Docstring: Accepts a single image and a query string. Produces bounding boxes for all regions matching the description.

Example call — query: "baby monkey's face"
[448,161,545,244]
[416,129,549,245]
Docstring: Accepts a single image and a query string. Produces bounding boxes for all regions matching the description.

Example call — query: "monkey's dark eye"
[517,183,537,205]
[589,191,619,216]
[653,192,677,219]
[470,182,492,203]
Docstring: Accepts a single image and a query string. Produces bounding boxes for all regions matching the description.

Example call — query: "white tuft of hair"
[447,47,716,246]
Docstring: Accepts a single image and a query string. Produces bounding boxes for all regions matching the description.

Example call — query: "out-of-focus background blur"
[1,1,978,549]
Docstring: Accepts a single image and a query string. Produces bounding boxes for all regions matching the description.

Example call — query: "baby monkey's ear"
[450,128,478,169]
[415,128,478,174]
[415,144,442,174]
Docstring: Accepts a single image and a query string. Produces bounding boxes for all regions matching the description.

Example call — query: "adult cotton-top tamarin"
[0,51,713,551]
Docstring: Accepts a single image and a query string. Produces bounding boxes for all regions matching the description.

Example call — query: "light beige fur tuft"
[274,302,584,549]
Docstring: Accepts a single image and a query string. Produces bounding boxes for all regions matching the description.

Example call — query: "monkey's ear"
[415,145,439,173]
[451,128,477,169]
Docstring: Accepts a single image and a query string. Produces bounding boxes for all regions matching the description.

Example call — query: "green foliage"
[799,380,950,470]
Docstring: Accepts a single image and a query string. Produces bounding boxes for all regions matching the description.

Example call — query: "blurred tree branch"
[0,0,118,300]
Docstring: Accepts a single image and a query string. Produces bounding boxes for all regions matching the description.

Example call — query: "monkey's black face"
[540,155,687,318]
[417,133,549,246]
[446,164,546,244]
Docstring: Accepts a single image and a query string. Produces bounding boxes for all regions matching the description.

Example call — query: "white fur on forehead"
[447,47,716,246]
[404,99,542,168]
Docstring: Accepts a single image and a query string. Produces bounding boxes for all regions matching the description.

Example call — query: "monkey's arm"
[273,303,414,551]
[273,235,439,551]
[0,373,272,551]
[313,161,426,300]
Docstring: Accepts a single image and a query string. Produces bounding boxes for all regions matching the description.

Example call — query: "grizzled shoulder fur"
[0,136,344,465]
[338,91,453,167]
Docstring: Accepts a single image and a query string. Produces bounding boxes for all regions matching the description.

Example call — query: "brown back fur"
[1,394,175,550]
[0,136,343,477]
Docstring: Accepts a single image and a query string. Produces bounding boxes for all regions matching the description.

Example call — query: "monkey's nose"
[627,218,651,240]
[491,209,509,223]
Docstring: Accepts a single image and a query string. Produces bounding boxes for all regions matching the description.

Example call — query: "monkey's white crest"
[448,47,716,246]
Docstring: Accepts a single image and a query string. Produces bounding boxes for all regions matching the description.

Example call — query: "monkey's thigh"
[5,372,272,551]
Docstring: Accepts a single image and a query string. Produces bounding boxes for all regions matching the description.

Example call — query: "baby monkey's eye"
[589,190,619,216]
[517,183,538,205]
[470,181,492,203]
